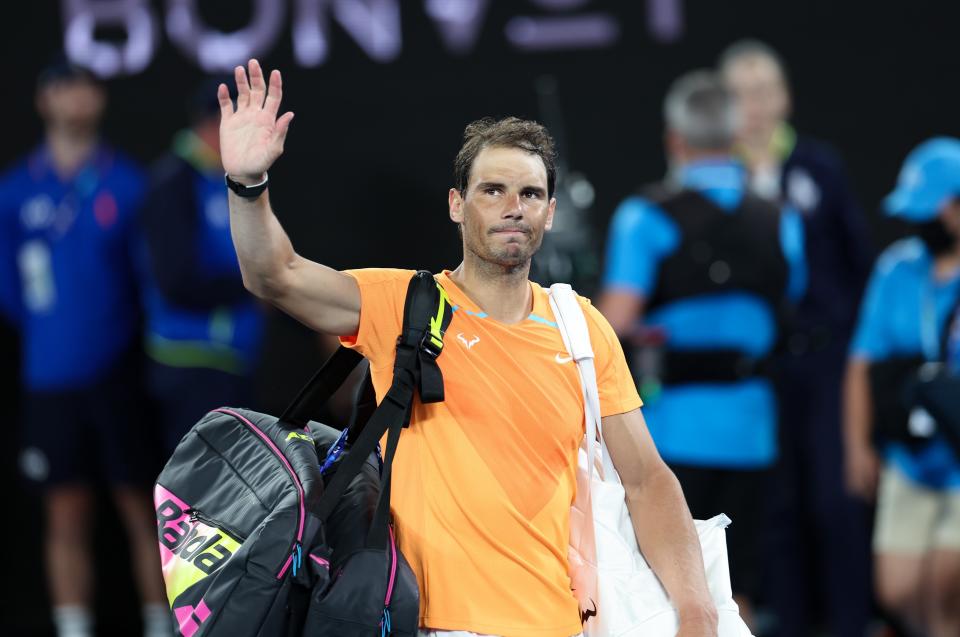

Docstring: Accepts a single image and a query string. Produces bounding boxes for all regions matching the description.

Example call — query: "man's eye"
[523,191,541,199]
[485,188,501,195]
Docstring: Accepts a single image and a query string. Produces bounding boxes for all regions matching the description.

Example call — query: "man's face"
[723,55,789,143]
[36,78,105,133]
[449,145,556,269]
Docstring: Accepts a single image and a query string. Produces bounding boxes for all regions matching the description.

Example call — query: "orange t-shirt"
[340,269,641,637]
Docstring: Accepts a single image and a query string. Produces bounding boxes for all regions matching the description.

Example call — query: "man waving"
[218,59,716,637]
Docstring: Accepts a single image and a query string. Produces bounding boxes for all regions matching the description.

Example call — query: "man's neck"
[677,150,733,167]
[45,127,98,180]
[739,122,793,171]
[447,253,533,324]
[740,133,777,170]
[933,246,960,281]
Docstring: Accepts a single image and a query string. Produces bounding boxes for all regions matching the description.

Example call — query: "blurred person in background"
[844,138,960,637]
[720,40,874,637]
[0,61,169,637]
[599,70,806,629]
[138,79,265,456]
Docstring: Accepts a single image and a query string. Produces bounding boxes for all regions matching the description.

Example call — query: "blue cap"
[885,137,960,222]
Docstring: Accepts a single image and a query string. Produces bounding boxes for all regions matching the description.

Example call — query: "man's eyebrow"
[474,181,506,191]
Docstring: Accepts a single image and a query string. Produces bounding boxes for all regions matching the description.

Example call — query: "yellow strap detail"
[428,283,451,350]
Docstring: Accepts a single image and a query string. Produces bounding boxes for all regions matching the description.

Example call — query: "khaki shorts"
[873,465,960,553]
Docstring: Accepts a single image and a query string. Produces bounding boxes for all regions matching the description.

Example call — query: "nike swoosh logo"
[555,353,573,364]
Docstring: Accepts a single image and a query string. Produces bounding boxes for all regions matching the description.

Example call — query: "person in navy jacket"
[720,40,875,637]
[0,61,169,637]
[138,80,265,456]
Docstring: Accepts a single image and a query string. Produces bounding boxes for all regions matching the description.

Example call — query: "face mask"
[916,218,957,256]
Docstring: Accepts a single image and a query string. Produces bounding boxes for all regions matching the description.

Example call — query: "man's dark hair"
[453,117,558,198]
[36,56,100,92]
[188,76,233,125]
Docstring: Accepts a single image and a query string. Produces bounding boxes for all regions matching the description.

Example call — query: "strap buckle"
[419,330,443,359]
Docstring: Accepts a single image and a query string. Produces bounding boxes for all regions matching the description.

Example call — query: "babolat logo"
[156,499,239,575]
[154,485,243,603]
[286,431,312,443]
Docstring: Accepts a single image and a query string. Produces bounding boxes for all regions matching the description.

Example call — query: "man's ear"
[449,188,464,223]
[545,197,557,231]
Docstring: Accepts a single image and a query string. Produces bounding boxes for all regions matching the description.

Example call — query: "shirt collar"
[28,141,110,185]
[677,157,747,192]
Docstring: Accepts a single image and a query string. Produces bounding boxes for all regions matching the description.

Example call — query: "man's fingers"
[274,111,295,144]
[264,69,283,118]
[248,59,266,107]
[217,83,233,119]
[234,65,250,108]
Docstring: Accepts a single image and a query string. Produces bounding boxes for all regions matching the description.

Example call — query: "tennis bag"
[154,271,453,636]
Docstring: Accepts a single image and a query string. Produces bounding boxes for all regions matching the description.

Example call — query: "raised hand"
[218,59,294,184]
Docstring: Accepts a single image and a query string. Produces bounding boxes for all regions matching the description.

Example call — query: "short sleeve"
[602,196,680,297]
[849,260,893,362]
[339,268,414,369]
[579,296,643,417]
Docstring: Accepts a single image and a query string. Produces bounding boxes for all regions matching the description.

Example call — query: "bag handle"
[548,283,618,484]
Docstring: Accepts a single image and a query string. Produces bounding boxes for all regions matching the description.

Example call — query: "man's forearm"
[623,465,716,622]
[228,187,298,299]
[843,359,873,448]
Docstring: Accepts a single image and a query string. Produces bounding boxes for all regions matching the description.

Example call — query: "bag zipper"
[385,525,398,606]
[185,508,247,543]
[213,409,305,580]
[378,525,399,636]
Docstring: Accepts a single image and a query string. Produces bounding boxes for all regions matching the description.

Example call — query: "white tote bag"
[548,283,753,637]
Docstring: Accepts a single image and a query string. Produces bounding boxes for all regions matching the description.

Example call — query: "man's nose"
[502,192,523,217]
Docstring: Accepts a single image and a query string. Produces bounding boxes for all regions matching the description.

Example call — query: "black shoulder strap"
[279,346,365,429]
[311,271,453,547]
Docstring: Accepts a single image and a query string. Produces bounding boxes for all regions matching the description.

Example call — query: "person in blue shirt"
[138,80,265,455]
[0,62,169,637]
[719,40,874,637]
[845,138,960,637]
[599,70,806,629]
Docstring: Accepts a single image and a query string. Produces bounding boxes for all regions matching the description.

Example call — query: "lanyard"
[920,277,940,362]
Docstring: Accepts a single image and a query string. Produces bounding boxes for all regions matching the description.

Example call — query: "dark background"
[3,1,959,634]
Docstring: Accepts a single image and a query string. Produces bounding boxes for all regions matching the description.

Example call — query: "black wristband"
[225,173,269,199]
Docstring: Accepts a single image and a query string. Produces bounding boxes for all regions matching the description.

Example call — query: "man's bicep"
[271,258,362,336]
[603,409,668,488]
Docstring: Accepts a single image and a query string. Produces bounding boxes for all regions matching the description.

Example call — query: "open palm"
[218,59,294,182]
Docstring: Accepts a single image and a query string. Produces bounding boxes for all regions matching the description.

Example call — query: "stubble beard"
[463,228,544,279]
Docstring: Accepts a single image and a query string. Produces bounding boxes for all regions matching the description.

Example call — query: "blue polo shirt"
[0,144,144,390]
[850,238,960,489]
[603,159,806,468]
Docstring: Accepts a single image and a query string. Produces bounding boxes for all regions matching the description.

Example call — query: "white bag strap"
[548,283,618,483]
